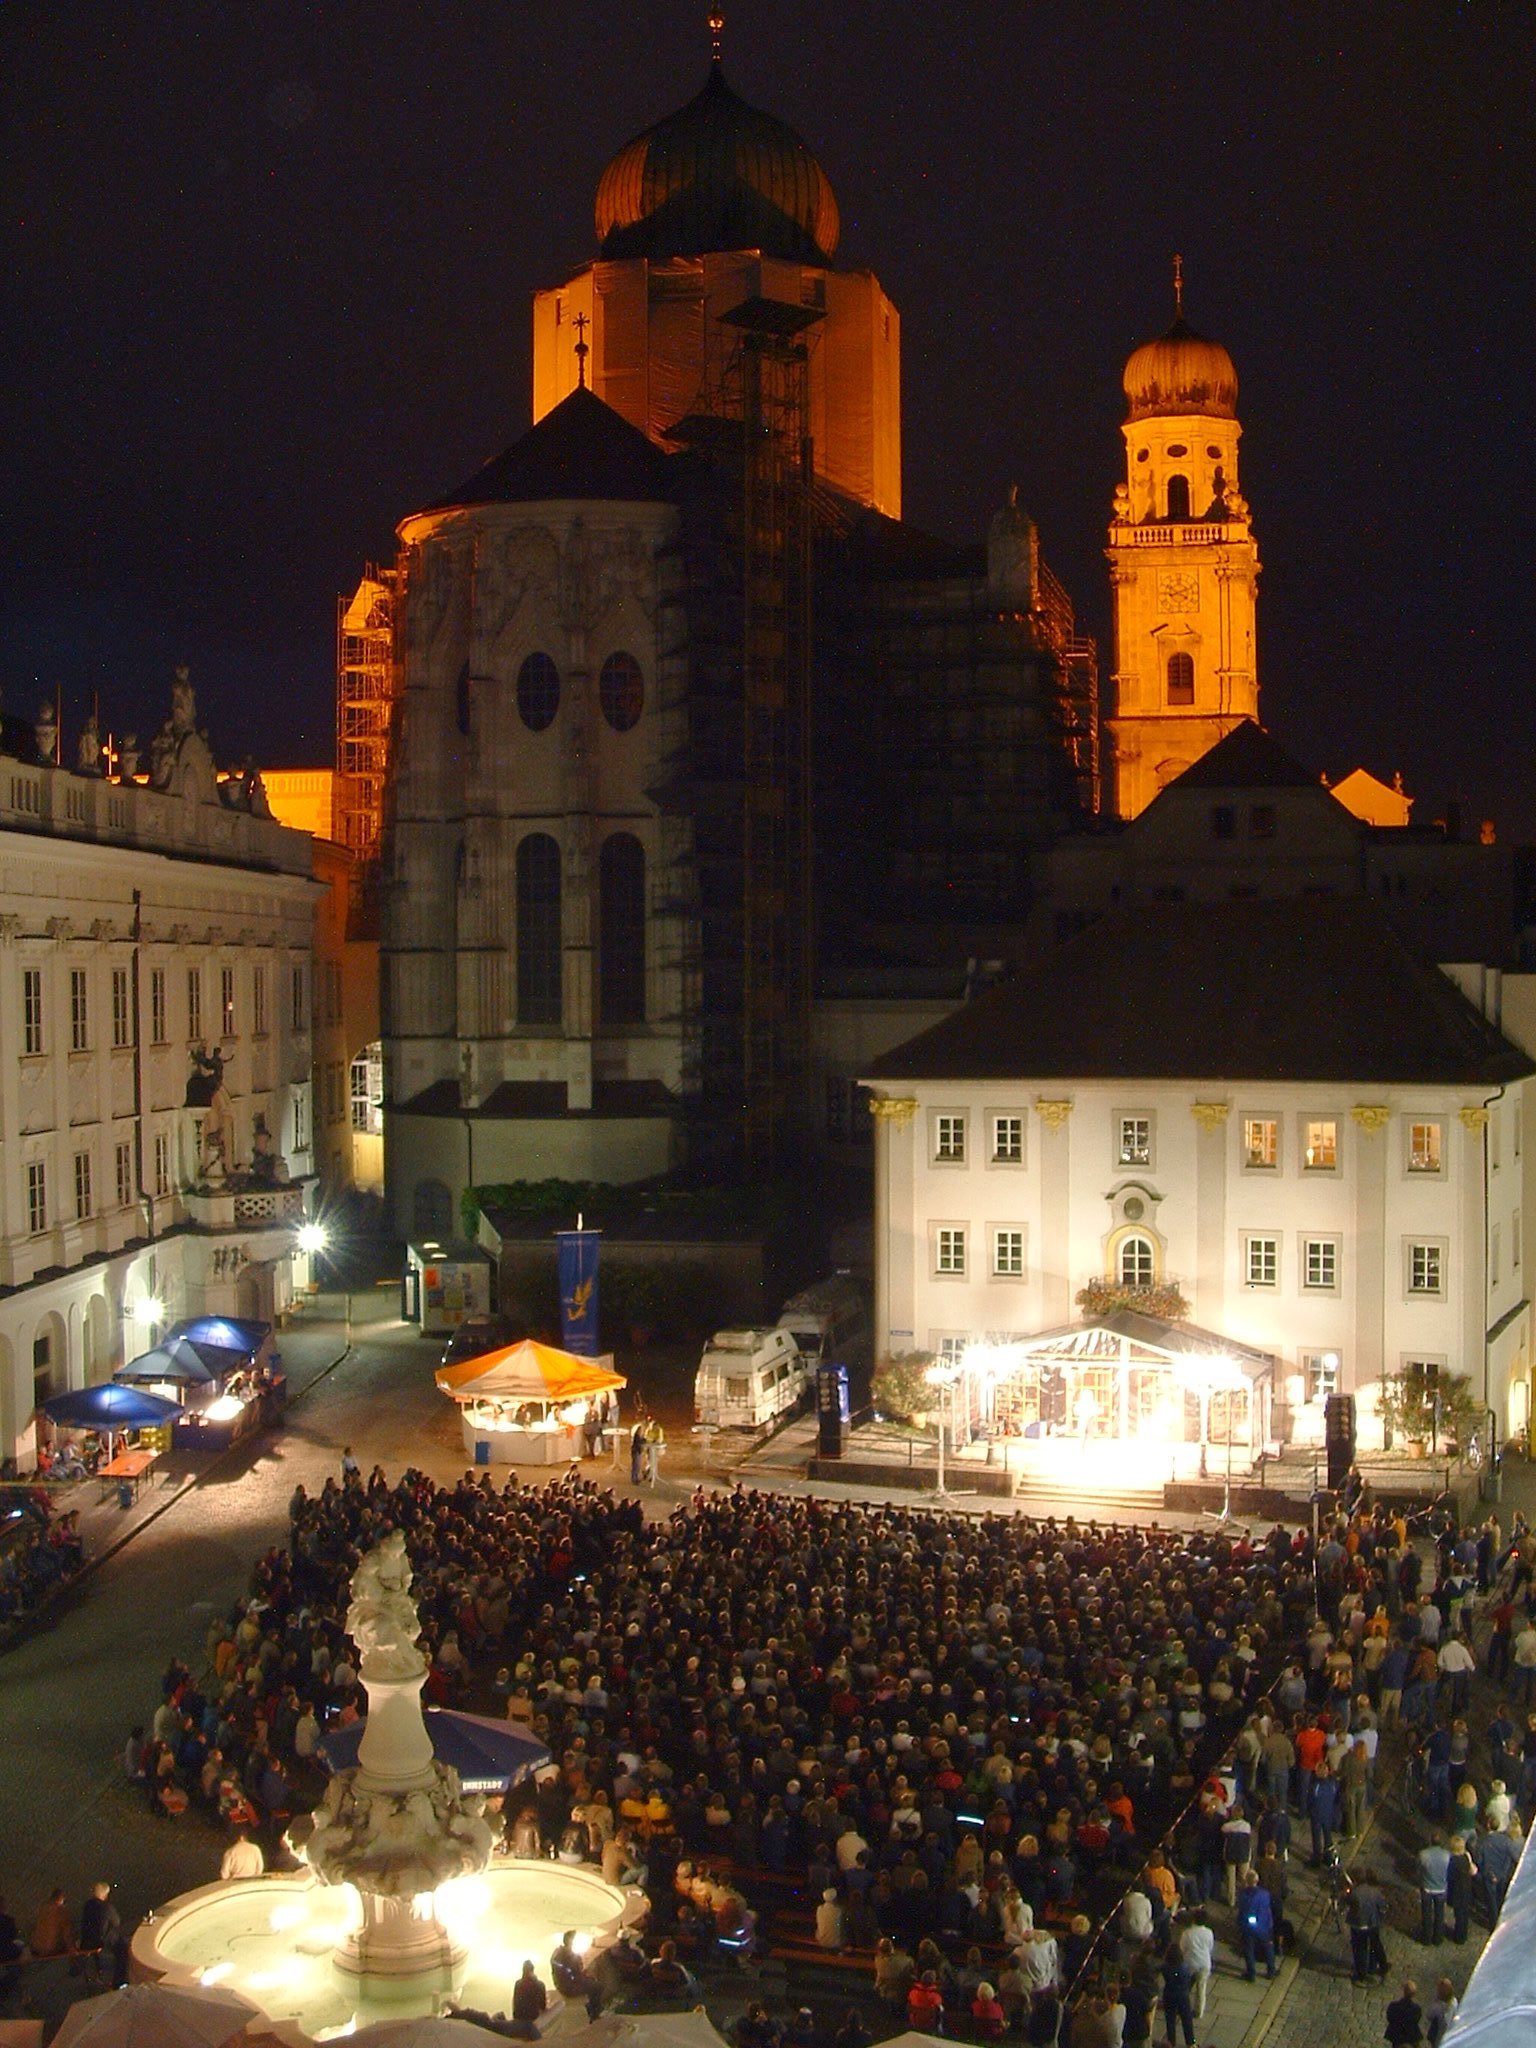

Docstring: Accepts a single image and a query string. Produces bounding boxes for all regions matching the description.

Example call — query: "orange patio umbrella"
[434,1339,626,1405]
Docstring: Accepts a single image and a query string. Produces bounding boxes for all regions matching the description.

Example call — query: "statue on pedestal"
[76,714,103,775]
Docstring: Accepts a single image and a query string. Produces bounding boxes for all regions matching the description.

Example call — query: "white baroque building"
[863,896,1535,1475]
[0,695,318,1469]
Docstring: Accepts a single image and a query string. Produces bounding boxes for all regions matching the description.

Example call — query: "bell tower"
[1106,263,1260,819]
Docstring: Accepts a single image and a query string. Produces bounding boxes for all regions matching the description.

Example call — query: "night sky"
[5,3,1532,831]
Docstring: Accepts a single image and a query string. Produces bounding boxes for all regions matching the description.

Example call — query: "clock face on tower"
[1157,569,1200,614]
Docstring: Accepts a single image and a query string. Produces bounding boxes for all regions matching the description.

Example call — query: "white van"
[693,1327,808,1429]
[776,1276,870,1372]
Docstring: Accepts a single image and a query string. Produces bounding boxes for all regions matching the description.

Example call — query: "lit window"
[1408,1121,1442,1174]
[74,1151,93,1221]
[26,1161,46,1235]
[992,1115,1023,1164]
[150,969,167,1045]
[153,1133,171,1197]
[1243,1116,1279,1169]
[934,1115,966,1163]
[70,969,89,1052]
[1302,1238,1338,1290]
[115,1141,133,1210]
[1245,1236,1279,1288]
[111,967,131,1048]
[1118,1234,1155,1287]
[23,967,44,1055]
[993,1229,1025,1278]
[1118,1115,1151,1167]
[935,1227,967,1275]
[1303,1119,1338,1171]
[221,967,236,1037]
[293,1093,310,1154]
[187,968,202,1042]
[1407,1241,1444,1296]
[1303,1351,1340,1403]
[253,966,268,1037]
[351,1044,384,1135]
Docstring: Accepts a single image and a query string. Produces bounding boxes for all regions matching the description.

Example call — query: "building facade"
[863,899,1533,1467]
[0,688,318,1469]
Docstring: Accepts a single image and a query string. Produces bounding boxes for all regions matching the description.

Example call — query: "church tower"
[1105,268,1260,819]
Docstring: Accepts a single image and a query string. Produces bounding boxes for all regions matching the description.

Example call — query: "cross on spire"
[1172,252,1184,320]
[573,310,589,389]
[708,10,725,66]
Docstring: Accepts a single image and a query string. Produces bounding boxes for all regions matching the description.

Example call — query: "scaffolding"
[335,566,399,916]
[1035,562,1102,818]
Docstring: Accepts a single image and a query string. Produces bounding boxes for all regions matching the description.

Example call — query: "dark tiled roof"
[395,1076,680,1119]
[1158,720,1321,793]
[865,898,1533,1087]
[420,388,678,515]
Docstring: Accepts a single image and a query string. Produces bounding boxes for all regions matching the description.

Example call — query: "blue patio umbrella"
[167,1315,270,1358]
[114,1336,219,1386]
[318,1708,549,1794]
[43,1383,182,1431]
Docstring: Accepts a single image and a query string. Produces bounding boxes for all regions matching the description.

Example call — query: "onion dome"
[1123,316,1238,421]
[595,64,840,264]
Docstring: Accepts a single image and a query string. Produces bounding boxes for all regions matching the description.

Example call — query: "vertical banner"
[557,1229,601,1356]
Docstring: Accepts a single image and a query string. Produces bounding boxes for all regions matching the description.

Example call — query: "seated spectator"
[907,1970,944,2034]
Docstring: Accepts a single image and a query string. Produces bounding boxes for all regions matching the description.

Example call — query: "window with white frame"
[992,1228,1025,1278]
[70,969,89,1052]
[1302,1236,1340,1291]
[291,965,306,1033]
[1118,1233,1155,1286]
[1407,1239,1445,1296]
[1302,1118,1338,1172]
[27,1161,46,1234]
[153,1133,171,1198]
[933,1114,966,1164]
[293,1092,310,1154]
[934,1225,967,1275]
[1407,1119,1443,1174]
[187,968,202,1042]
[935,1334,968,1366]
[115,1140,133,1210]
[221,966,236,1037]
[111,966,131,1048]
[991,1114,1023,1165]
[1244,1234,1279,1288]
[1117,1113,1152,1167]
[1302,1350,1340,1402]
[1242,1116,1279,1170]
[253,965,268,1037]
[150,968,167,1045]
[22,968,44,1054]
[351,1045,384,1135]
[74,1150,92,1220]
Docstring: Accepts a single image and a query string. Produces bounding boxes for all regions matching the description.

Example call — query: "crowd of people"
[123,1459,1534,2043]
[0,1495,84,1626]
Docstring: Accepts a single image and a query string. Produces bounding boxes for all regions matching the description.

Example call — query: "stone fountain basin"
[132,1863,638,2044]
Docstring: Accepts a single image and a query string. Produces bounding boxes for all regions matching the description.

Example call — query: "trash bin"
[118,1482,133,1509]
[473,1439,491,1467]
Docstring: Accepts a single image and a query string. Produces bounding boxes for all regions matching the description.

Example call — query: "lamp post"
[926,1361,960,1500]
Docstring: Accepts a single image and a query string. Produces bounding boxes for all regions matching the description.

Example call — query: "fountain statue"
[301,1531,493,2002]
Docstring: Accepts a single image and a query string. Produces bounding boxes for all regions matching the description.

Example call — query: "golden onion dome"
[595,64,840,264]
[1123,316,1238,421]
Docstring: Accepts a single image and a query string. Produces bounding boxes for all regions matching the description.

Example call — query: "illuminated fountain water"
[133,1532,636,2042]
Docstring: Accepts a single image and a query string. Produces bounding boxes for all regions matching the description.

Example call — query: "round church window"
[1166,443,1188,458]
[1207,444,1223,460]
[517,653,560,731]
[600,651,644,732]
[1136,448,1149,463]
[1123,1196,1145,1222]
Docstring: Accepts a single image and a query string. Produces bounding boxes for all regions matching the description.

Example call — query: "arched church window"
[599,833,646,1026]
[1167,652,1195,705]
[517,653,560,732]
[516,833,563,1026]
[600,651,644,732]
[1119,1233,1155,1287]
[1166,475,1191,521]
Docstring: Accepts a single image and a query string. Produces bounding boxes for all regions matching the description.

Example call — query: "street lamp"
[926,1360,960,1500]
[297,1222,327,1256]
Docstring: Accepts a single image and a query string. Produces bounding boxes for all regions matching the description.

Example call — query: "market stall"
[435,1340,625,1465]
[115,1332,282,1451]
[40,1381,182,1485]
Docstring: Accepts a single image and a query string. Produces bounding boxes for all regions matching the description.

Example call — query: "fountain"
[132,1533,636,2042]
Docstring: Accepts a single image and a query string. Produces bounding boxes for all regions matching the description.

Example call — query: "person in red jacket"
[907,1970,944,2033]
